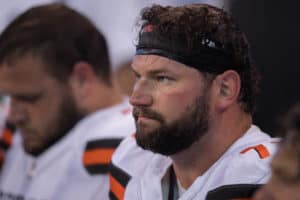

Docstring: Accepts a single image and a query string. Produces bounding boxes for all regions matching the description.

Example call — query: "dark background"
[229,0,300,135]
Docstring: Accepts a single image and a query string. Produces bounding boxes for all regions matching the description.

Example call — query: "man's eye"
[17,95,40,103]
[135,75,140,81]
[156,76,172,83]
[134,73,141,82]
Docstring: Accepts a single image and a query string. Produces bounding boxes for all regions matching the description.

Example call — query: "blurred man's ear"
[213,70,241,111]
[69,62,94,99]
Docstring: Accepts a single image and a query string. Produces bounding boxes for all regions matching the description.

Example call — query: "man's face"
[130,55,211,155]
[254,135,300,200]
[0,54,82,156]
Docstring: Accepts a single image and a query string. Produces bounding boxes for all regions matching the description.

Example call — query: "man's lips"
[136,115,157,121]
[133,108,164,123]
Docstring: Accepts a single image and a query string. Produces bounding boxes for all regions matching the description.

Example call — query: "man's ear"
[214,70,241,111]
[69,62,94,99]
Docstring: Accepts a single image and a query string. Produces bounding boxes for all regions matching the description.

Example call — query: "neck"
[170,107,252,189]
[84,79,124,114]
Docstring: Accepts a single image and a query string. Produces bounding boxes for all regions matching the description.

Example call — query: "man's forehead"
[0,62,45,84]
[0,53,46,71]
[132,54,188,73]
[0,59,57,97]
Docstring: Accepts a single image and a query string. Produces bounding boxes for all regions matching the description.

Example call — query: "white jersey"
[110,125,279,200]
[0,98,135,200]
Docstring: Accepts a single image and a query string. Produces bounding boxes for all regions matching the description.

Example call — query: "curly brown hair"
[136,4,260,114]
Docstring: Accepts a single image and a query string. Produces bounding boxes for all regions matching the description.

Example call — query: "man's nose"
[130,80,153,107]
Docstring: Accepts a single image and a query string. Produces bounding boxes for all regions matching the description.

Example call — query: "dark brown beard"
[135,94,210,156]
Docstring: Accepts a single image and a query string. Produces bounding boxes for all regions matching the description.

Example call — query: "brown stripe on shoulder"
[0,150,4,167]
[4,121,16,133]
[86,138,123,150]
[205,184,262,200]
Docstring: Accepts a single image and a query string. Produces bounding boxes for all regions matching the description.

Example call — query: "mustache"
[133,107,165,123]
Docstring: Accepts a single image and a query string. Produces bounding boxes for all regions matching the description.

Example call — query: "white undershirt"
[161,168,186,200]
[177,179,186,198]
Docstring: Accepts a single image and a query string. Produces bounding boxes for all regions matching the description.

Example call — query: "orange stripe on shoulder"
[83,148,115,165]
[110,174,126,200]
[1,129,13,146]
[240,144,270,159]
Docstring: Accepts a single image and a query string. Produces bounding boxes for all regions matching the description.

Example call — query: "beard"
[23,92,83,156]
[134,93,210,156]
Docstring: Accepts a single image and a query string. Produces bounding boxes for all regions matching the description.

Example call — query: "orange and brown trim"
[0,121,16,169]
[240,144,270,159]
[0,150,4,167]
[82,138,123,175]
[205,184,262,200]
[109,163,131,200]
[0,121,16,151]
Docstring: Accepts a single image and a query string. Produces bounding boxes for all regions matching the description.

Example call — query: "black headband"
[136,28,236,74]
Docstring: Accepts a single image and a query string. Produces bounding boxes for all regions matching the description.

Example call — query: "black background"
[230,0,300,135]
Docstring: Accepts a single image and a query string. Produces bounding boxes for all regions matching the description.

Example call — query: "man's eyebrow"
[11,91,43,99]
[147,69,171,75]
[132,68,172,76]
